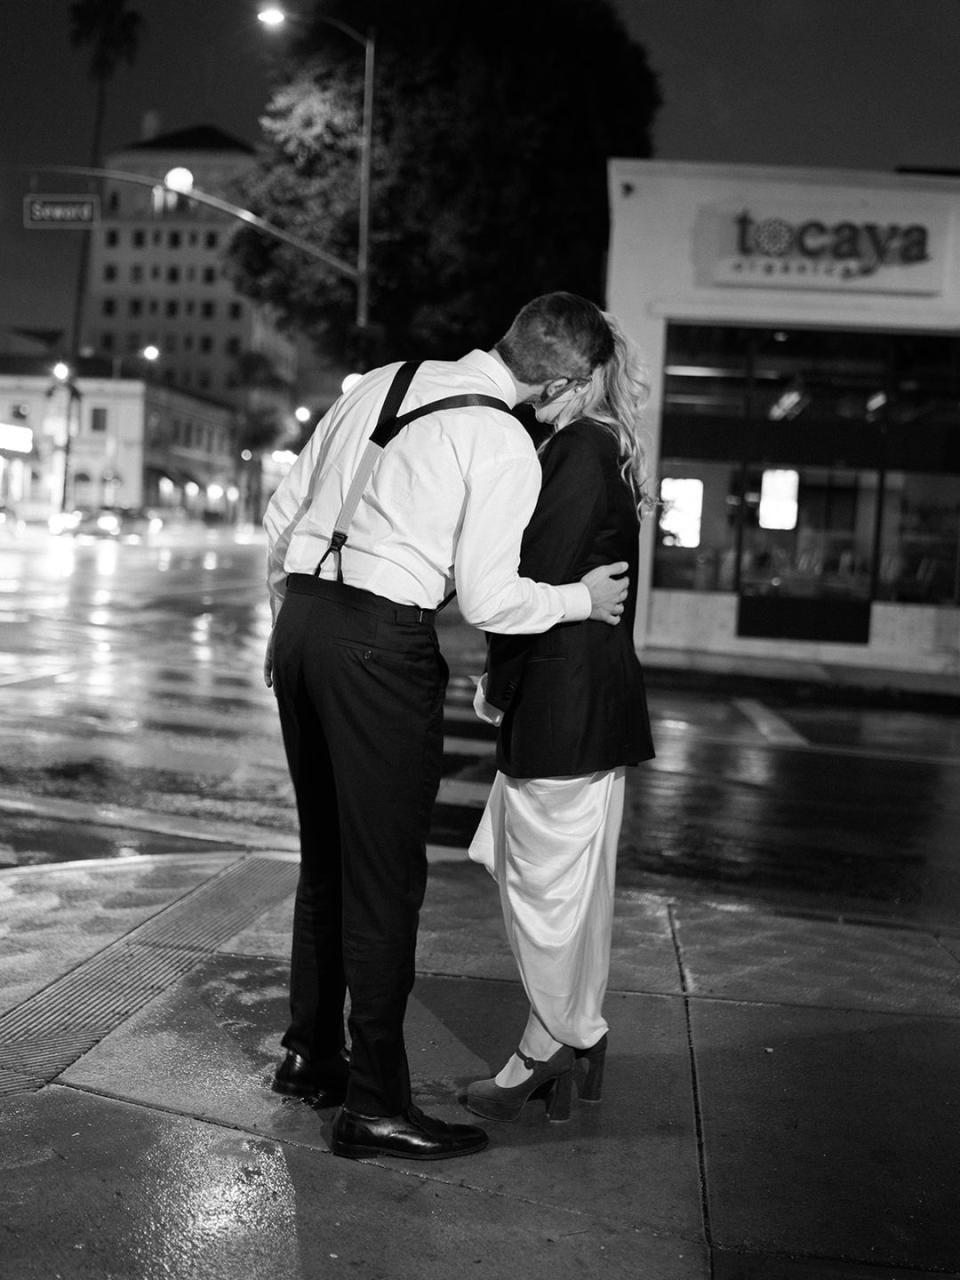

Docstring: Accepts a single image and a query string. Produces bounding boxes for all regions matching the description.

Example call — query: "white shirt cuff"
[557,582,592,622]
[473,674,504,726]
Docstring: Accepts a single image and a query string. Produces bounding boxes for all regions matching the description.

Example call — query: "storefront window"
[739,465,875,602]
[659,477,703,548]
[656,460,736,590]
[877,472,960,604]
[655,324,960,635]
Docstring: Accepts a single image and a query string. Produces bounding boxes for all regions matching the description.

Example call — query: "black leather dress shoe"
[272,1049,349,1103]
[331,1104,488,1161]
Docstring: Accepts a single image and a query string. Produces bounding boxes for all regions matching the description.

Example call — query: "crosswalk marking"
[442,703,481,723]
[733,697,809,745]
[443,734,497,756]
[437,778,490,807]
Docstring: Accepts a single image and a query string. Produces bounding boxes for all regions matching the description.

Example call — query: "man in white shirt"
[263,292,630,1161]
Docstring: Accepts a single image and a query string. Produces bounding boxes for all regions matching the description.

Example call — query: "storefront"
[607,161,960,681]
[0,362,239,527]
[0,414,33,512]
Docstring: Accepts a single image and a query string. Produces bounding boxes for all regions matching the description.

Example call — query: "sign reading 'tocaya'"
[735,211,930,273]
[705,202,946,295]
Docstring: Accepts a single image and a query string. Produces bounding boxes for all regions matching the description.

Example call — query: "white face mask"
[534,390,576,425]
[533,377,590,425]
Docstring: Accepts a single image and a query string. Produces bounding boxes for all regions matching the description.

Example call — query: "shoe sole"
[463,1098,522,1122]
[272,1078,310,1097]
[331,1137,489,1161]
[272,1079,346,1106]
[465,1101,572,1124]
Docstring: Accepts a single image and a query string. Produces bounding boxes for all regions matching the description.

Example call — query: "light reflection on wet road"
[1,528,959,927]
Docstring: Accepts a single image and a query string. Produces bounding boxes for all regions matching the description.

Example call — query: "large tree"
[226,0,660,366]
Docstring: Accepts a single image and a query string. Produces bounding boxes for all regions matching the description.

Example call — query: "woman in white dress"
[465,317,655,1122]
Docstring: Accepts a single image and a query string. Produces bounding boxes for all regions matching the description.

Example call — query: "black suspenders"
[314,361,511,590]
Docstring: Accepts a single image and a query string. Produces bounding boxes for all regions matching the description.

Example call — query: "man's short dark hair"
[495,292,615,384]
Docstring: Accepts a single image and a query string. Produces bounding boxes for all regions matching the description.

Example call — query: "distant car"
[50,507,164,541]
[0,504,24,537]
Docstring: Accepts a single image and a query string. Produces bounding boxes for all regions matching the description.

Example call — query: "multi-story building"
[84,123,296,419]
[0,356,238,525]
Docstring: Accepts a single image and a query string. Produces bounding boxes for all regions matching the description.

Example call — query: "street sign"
[22,194,100,229]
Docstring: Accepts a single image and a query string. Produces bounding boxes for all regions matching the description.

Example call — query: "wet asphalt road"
[1,526,959,929]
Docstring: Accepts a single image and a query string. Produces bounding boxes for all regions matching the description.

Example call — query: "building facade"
[608,160,960,682]
[0,360,237,525]
[85,125,296,419]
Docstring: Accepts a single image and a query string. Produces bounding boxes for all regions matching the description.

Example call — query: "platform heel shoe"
[465,1046,575,1123]
[574,1035,607,1103]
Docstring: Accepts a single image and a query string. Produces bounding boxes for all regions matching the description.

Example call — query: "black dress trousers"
[271,574,448,1116]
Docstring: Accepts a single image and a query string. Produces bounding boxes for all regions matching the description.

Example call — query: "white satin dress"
[468,766,626,1050]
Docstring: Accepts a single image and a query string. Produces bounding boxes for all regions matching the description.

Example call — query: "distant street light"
[48,362,82,512]
[163,166,194,194]
[257,5,286,27]
[258,5,375,331]
[111,344,161,378]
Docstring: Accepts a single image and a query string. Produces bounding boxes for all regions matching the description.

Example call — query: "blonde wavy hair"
[546,313,655,518]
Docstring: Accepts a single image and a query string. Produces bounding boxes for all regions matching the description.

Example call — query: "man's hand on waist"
[581,562,629,625]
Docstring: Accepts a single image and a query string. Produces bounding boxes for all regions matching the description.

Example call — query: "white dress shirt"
[264,350,592,633]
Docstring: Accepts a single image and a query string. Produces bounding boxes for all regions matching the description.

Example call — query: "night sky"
[3,0,960,335]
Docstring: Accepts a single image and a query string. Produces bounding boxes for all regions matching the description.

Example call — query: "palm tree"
[69,0,143,166]
[67,0,144,355]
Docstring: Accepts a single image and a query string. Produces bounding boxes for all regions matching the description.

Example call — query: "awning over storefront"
[146,463,203,488]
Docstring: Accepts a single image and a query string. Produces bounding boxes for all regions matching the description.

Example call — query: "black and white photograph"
[1,2,959,1277]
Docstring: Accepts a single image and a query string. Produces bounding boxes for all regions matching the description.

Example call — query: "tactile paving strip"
[0,1069,38,1098]
[0,857,298,1094]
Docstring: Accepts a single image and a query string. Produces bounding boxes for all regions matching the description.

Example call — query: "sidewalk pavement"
[639,647,960,711]
[3,846,960,1280]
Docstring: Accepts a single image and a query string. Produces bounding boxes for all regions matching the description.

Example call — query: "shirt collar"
[457,349,518,408]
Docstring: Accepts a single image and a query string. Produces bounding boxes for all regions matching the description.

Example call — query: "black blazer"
[485,418,655,779]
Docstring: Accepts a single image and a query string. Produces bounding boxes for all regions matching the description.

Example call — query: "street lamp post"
[356,23,374,330]
[258,6,374,331]
[48,362,82,513]
[33,164,358,283]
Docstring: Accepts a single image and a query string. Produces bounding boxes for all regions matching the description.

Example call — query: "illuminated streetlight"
[258,6,375,332]
[111,344,161,378]
[294,405,311,423]
[257,5,286,27]
[34,160,358,283]
[164,166,194,194]
[47,362,82,511]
